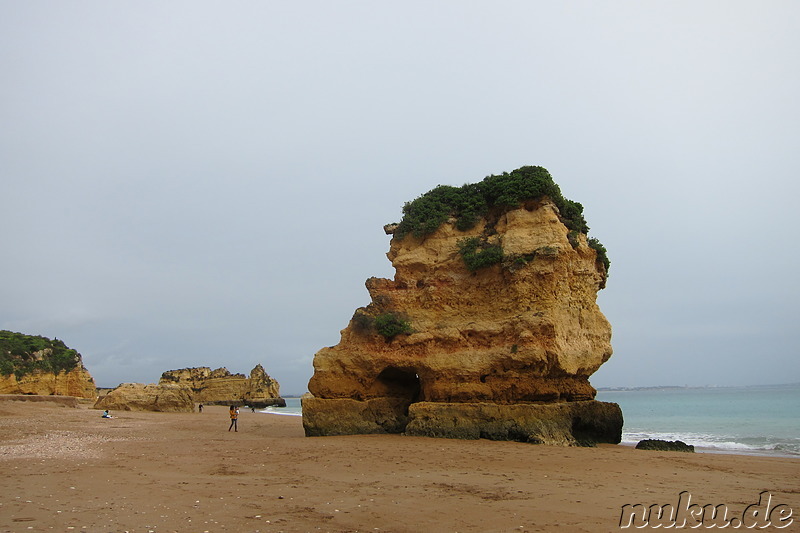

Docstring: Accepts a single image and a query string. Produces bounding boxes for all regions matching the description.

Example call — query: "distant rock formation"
[159,364,285,408]
[304,166,622,446]
[93,383,194,412]
[0,331,96,398]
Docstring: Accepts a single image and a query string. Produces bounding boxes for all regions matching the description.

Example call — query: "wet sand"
[0,400,798,532]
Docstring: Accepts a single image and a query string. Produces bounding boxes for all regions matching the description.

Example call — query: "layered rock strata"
[159,365,285,407]
[304,168,622,445]
[0,367,96,398]
[93,383,194,412]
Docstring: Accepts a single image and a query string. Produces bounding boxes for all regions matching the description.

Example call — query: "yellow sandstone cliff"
[93,383,194,412]
[0,366,96,398]
[304,167,622,445]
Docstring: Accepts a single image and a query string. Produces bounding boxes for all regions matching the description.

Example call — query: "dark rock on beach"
[635,439,695,452]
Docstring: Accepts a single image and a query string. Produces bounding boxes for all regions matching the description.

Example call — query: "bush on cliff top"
[393,166,610,274]
[0,330,81,379]
[394,166,589,239]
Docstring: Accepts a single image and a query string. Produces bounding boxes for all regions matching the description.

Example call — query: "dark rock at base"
[303,398,623,446]
[302,397,413,436]
[635,439,695,452]
[406,401,623,446]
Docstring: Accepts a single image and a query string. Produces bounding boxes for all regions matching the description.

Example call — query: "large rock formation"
[304,166,622,446]
[93,383,194,412]
[0,331,96,398]
[159,365,285,407]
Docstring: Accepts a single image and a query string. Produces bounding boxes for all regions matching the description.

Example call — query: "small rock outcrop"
[93,383,194,412]
[0,331,96,398]
[635,439,695,452]
[304,166,622,445]
[159,365,285,407]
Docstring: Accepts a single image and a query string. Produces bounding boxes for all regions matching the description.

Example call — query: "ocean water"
[597,383,800,457]
[260,397,303,416]
[262,386,800,457]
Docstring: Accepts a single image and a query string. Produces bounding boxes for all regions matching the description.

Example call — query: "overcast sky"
[2,1,798,393]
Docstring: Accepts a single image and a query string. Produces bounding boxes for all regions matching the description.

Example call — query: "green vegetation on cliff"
[457,237,504,272]
[587,237,610,275]
[374,313,413,339]
[351,310,413,340]
[0,330,81,379]
[395,166,588,238]
[394,166,610,275]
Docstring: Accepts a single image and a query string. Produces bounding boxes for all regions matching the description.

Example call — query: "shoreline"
[265,408,800,459]
[614,440,800,460]
[2,401,798,532]
[257,399,800,460]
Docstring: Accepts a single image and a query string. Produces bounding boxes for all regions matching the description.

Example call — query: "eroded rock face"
[304,195,622,445]
[159,365,284,407]
[0,366,96,399]
[93,383,194,412]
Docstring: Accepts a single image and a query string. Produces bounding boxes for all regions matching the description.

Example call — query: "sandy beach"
[1,399,798,533]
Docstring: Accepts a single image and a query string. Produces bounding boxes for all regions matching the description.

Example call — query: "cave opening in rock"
[370,366,422,433]
[374,366,421,404]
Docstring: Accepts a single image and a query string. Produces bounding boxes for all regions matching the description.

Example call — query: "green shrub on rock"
[457,237,504,272]
[587,237,610,273]
[374,313,413,339]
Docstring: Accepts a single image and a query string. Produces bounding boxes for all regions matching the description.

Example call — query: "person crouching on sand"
[102,410,113,418]
[228,405,239,432]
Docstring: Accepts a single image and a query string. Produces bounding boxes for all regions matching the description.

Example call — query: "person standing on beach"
[228,405,239,432]
[198,404,203,413]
